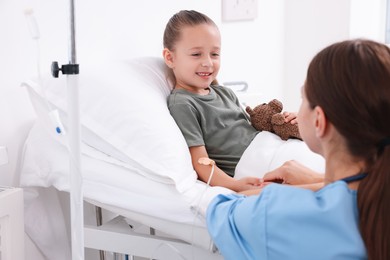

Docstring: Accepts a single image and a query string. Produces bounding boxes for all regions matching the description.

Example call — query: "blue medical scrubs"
[206,180,367,260]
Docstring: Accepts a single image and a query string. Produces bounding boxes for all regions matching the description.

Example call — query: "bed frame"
[86,206,223,260]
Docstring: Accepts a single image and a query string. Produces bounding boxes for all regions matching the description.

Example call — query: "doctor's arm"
[240,160,325,196]
[264,160,324,185]
[189,146,262,192]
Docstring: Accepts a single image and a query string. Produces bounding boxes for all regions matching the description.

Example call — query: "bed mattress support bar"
[85,212,223,260]
[93,206,167,260]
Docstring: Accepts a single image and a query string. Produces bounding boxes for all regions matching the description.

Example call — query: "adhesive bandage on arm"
[198,157,215,186]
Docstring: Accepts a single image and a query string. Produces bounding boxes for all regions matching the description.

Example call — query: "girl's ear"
[163,48,174,68]
[314,106,327,138]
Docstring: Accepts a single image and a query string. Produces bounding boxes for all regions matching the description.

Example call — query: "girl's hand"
[232,177,263,192]
[283,111,298,124]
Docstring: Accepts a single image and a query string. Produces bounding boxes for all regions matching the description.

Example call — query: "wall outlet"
[222,0,258,22]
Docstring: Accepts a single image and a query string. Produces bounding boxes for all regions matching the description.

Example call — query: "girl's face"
[297,84,322,155]
[166,23,221,94]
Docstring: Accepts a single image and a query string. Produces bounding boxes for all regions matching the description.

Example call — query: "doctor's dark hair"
[305,39,390,260]
[163,10,217,50]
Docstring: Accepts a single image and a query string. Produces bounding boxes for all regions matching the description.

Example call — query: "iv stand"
[51,0,84,259]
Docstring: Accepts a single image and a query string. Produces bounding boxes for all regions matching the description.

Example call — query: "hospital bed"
[19,57,324,259]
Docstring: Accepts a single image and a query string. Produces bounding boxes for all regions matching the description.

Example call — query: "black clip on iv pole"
[51,0,79,78]
[51,61,79,77]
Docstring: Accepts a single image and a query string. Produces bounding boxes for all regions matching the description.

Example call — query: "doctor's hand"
[263,160,324,186]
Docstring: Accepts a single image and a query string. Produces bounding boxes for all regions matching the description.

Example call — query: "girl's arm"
[189,146,261,192]
[239,182,324,197]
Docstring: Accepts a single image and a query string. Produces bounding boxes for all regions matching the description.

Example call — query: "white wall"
[282,0,388,111]
[350,0,387,42]
[219,0,285,100]
[0,0,387,259]
[282,0,351,111]
[0,0,37,186]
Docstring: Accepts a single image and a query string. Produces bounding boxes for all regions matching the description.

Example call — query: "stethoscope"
[339,173,367,183]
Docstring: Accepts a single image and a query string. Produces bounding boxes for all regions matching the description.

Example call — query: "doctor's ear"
[163,48,174,68]
[314,106,327,138]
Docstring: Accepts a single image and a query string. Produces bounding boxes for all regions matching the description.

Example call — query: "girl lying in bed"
[162,10,322,192]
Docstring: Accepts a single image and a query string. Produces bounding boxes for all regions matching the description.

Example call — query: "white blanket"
[236,131,325,179]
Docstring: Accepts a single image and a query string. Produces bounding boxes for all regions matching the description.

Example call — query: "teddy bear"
[245,99,302,141]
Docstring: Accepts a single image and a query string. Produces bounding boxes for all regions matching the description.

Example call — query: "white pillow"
[22,57,197,192]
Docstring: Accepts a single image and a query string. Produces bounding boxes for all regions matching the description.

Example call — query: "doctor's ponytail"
[358,139,390,260]
[305,39,390,260]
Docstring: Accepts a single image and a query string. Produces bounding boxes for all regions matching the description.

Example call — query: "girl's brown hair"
[163,10,217,50]
[305,39,390,260]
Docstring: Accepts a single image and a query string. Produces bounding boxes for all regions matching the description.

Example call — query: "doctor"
[207,39,390,260]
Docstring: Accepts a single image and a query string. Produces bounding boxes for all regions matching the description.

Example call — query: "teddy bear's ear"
[269,99,283,113]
